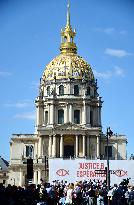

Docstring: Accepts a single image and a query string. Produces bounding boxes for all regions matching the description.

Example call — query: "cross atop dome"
[66,0,71,28]
[60,0,77,54]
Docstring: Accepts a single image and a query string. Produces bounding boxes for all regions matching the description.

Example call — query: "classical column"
[50,104,54,125]
[48,104,50,124]
[19,169,23,187]
[98,107,101,127]
[66,104,69,122]
[10,142,12,162]
[38,137,42,158]
[83,135,86,157]
[86,136,90,158]
[87,106,90,125]
[52,135,56,157]
[116,135,118,160]
[38,169,41,184]
[36,102,43,126]
[36,104,39,126]
[60,135,63,158]
[64,105,68,123]
[69,104,72,123]
[34,171,37,185]
[82,101,86,125]
[49,135,52,157]
[96,136,100,159]
[76,135,78,157]
[34,142,38,160]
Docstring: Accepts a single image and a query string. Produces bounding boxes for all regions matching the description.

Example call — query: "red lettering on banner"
[79,162,105,170]
[89,163,92,169]
[76,170,106,178]
[87,170,90,177]
[84,171,87,176]
[77,162,106,179]
[101,163,104,170]
[79,163,83,169]
[85,163,89,169]
[90,171,95,177]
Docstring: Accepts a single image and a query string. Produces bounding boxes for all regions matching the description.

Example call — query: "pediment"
[54,122,85,130]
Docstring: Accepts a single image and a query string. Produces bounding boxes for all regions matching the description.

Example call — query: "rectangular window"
[59,85,64,95]
[26,145,33,157]
[58,110,64,124]
[47,86,50,96]
[105,146,112,158]
[74,110,80,124]
[90,110,93,126]
[45,111,48,124]
[74,85,79,96]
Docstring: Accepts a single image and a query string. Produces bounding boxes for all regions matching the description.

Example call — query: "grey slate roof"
[0,156,9,171]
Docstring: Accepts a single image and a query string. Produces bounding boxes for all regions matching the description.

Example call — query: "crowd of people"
[0,178,134,205]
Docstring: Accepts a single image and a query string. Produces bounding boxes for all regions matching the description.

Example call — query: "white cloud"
[94,27,127,35]
[93,70,112,79]
[114,66,124,77]
[14,112,35,120]
[119,30,127,35]
[0,71,12,77]
[4,100,33,108]
[93,66,124,79]
[105,48,131,58]
[30,81,39,90]
[93,27,113,34]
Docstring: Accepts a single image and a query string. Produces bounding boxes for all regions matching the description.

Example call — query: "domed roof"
[43,53,94,81]
[42,0,94,82]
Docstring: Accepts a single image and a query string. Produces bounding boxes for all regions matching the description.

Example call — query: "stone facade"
[9,2,127,187]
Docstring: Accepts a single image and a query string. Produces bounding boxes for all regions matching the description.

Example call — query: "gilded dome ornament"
[43,0,94,82]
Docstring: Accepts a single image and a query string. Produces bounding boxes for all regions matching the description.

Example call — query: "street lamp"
[106,127,113,191]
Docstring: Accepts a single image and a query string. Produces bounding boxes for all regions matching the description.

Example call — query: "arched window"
[74,85,79,96]
[64,36,67,42]
[59,85,64,95]
[58,110,64,124]
[74,110,80,124]
[47,86,50,96]
[86,86,90,96]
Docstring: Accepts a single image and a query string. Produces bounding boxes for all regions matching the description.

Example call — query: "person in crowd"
[0,178,133,205]
[128,186,134,205]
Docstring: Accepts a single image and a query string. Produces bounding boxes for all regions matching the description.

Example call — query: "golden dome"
[43,53,94,81]
[43,0,94,82]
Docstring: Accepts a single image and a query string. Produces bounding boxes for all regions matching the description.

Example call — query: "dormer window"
[59,85,64,95]
[74,85,79,96]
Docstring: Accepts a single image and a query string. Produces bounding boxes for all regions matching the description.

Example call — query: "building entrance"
[64,145,74,158]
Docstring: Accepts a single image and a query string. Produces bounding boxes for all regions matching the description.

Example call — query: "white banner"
[49,159,134,186]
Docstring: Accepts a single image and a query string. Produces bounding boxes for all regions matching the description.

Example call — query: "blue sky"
[0,0,134,160]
